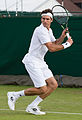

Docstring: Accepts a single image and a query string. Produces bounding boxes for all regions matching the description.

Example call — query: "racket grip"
[66,33,70,38]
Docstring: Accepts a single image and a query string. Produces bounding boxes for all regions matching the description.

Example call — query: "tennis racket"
[52,5,70,38]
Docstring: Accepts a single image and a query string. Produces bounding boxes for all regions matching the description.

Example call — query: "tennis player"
[7,9,73,115]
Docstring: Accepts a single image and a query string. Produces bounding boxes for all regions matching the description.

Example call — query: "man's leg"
[24,85,47,96]
[40,77,58,99]
[27,77,58,107]
[25,77,58,115]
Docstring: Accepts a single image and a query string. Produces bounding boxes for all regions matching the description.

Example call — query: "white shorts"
[22,55,53,88]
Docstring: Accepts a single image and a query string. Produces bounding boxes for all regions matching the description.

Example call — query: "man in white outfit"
[7,9,73,115]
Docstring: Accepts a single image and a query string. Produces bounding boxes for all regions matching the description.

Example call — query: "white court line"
[0,109,82,115]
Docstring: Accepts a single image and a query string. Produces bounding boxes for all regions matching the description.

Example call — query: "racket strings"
[52,6,68,25]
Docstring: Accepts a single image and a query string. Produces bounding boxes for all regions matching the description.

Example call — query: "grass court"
[0,85,82,120]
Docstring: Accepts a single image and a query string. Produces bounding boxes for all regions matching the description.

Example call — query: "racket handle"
[66,33,70,38]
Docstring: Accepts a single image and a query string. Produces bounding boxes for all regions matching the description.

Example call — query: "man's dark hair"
[41,9,53,15]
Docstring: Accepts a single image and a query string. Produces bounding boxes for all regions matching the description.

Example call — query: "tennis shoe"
[26,105,46,115]
[7,92,17,110]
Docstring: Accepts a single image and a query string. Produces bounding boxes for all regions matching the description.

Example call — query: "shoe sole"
[26,109,46,115]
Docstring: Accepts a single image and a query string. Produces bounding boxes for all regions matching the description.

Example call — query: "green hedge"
[0,15,82,76]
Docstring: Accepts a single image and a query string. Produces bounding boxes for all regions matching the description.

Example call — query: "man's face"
[41,15,53,29]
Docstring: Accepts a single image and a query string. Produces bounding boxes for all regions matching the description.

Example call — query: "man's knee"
[46,77,58,90]
[50,81,58,90]
[53,81,58,89]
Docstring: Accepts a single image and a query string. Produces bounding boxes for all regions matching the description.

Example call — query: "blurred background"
[0,0,82,15]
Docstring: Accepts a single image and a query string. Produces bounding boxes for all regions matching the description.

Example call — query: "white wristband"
[62,42,71,49]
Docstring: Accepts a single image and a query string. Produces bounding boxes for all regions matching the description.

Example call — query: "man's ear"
[51,18,53,22]
[41,17,43,22]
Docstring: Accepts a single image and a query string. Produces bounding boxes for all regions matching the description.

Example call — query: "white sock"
[13,90,25,99]
[29,96,43,107]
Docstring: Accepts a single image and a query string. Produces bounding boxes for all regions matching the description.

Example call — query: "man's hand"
[62,36,73,49]
[61,28,69,38]
[66,36,73,46]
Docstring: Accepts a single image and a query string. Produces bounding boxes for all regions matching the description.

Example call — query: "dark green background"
[0,15,82,76]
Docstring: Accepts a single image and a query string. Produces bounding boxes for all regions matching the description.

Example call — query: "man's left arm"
[53,28,68,45]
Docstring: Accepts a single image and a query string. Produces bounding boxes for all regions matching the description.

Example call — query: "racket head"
[52,5,69,26]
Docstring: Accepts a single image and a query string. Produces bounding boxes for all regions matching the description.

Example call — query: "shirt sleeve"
[38,27,51,44]
[49,28,56,42]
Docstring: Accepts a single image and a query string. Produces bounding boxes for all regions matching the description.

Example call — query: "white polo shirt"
[22,23,56,68]
[28,23,56,58]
